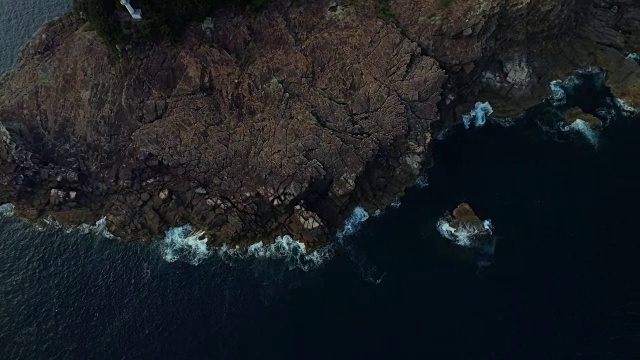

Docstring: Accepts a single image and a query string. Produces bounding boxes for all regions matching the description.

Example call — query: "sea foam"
[244,236,335,271]
[615,98,639,115]
[161,224,334,270]
[71,217,115,239]
[561,119,600,147]
[436,218,493,247]
[463,102,494,129]
[161,225,212,265]
[415,175,429,188]
[337,206,370,240]
[549,80,567,106]
[0,203,15,217]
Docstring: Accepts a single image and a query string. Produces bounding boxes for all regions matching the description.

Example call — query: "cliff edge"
[0,0,638,247]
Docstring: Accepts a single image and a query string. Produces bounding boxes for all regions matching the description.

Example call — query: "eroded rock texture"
[0,0,638,247]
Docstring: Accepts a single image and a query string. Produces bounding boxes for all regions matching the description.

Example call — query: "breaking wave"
[596,107,617,126]
[160,206,372,269]
[415,175,429,188]
[549,66,605,107]
[215,237,335,272]
[244,236,334,271]
[561,119,600,148]
[71,217,115,239]
[437,218,493,247]
[0,203,15,217]
[463,102,494,129]
[337,206,370,240]
[161,225,212,266]
[615,98,639,115]
[491,116,515,127]
[0,203,116,239]
[627,53,640,61]
[161,225,334,271]
[549,80,567,106]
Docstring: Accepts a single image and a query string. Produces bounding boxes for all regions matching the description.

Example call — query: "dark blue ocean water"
[0,0,72,74]
[1,69,640,359]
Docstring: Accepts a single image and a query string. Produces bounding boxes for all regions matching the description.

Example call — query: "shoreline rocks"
[0,0,638,249]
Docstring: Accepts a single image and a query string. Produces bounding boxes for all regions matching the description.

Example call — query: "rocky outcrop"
[0,0,638,248]
[563,107,603,129]
[389,0,640,120]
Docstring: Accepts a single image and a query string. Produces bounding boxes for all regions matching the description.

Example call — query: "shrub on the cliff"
[73,0,123,49]
[376,0,398,24]
[436,0,454,11]
[74,0,272,45]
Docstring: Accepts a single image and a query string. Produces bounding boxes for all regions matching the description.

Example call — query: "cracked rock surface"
[0,0,638,248]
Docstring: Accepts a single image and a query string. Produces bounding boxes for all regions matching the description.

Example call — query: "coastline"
[0,0,638,250]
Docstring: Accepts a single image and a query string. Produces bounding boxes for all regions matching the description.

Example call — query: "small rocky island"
[437,203,493,247]
[0,0,638,248]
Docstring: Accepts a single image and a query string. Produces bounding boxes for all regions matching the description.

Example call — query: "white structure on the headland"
[120,0,142,20]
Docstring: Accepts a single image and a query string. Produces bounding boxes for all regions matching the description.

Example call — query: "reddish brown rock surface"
[449,203,490,236]
[0,0,638,248]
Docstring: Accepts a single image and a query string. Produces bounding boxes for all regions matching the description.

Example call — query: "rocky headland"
[0,0,638,248]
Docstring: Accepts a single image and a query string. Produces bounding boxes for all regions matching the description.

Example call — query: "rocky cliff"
[0,0,638,248]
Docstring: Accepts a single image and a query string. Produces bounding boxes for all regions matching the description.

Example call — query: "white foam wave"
[71,217,115,239]
[161,224,334,270]
[562,119,600,147]
[436,128,452,140]
[215,235,335,271]
[415,175,429,188]
[549,80,567,106]
[437,218,493,247]
[0,203,15,217]
[390,198,402,209]
[337,206,370,240]
[627,53,640,61]
[462,102,493,129]
[491,117,515,127]
[576,66,603,75]
[596,107,617,125]
[246,236,334,271]
[161,225,212,265]
[550,67,606,107]
[615,98,639,115]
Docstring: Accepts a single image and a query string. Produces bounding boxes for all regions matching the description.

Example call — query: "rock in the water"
[563,107,603,130]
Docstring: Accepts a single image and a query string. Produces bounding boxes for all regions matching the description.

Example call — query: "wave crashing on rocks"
[437,218,494,247]
[161,208,373,270]
[337,206,370,240]
[463,102,494,129]
[161,225,212,266]
[561,119,600,147]
[436,203,493,247]
[0,203,15,217]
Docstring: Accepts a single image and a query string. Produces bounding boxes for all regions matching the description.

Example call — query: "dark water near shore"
[1,69,640,359]
[0,0,72,74]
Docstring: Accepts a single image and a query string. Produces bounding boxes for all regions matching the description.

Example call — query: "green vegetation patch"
[376,0,397,24]
[74,0,272,45]
[436,0,454,11]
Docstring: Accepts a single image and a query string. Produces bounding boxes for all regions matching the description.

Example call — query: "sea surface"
[1,9,640,360]
[0,0,72,74]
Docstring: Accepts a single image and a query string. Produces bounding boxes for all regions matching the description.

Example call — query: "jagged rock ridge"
[0,0,637,248]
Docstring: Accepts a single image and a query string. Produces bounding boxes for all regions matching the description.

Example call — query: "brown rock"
[0,0,638,249]
[563,107,603,130]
